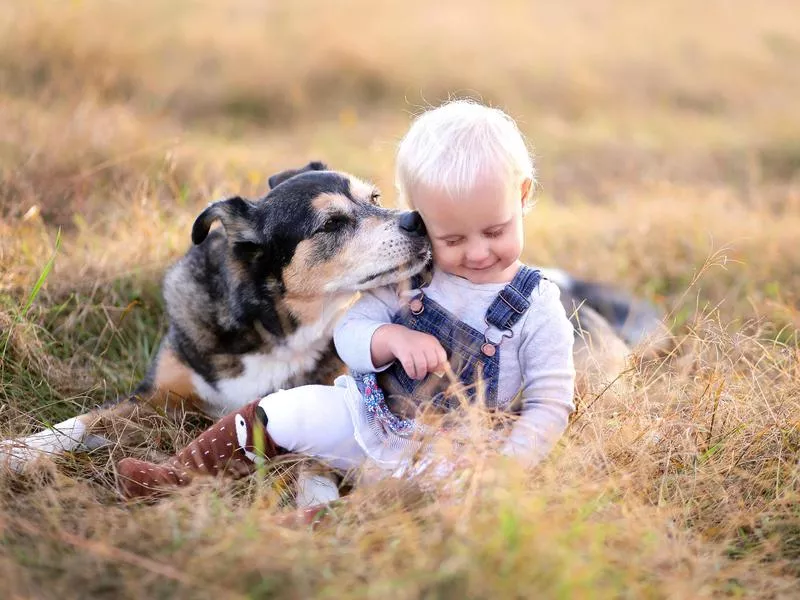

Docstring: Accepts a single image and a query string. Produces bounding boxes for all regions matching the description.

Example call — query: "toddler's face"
[412,175,528,284]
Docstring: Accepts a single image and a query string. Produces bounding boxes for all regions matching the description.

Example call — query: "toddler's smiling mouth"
[466,262,498,271]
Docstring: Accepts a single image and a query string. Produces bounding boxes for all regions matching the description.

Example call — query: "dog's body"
[1,162,668,473]
[1,163,431,470]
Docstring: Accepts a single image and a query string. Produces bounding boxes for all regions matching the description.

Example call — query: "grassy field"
[1,0,800,597]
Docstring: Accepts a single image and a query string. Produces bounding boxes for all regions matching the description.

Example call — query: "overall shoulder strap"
[484,266,542,331]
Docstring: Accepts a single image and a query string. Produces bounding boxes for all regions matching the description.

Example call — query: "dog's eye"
[233,241,262,259]
[370,191,381,205]
[318,215,349,234]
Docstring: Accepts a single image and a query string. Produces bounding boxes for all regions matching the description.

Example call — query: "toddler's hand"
[386,327,448,380]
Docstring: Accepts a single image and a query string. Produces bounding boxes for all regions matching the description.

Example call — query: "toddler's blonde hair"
[396,99,535,209]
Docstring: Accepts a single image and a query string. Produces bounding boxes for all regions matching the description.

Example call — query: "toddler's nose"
[466,240,491,262]
[398,211,427,236]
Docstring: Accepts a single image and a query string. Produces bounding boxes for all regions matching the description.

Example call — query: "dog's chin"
[328,252,431,294]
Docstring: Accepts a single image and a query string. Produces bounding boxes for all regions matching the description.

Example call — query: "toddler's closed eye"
[484,228,504,238]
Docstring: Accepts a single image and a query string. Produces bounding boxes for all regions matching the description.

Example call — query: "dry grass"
[1,0,799,597]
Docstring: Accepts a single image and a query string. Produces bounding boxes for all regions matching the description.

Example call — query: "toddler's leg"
[256,384,364,472]
[117,383,363,500]
[296,470,342,507]
[118,398,279,499]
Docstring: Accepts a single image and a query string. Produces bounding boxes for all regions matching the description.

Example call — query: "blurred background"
[2,0,799,221]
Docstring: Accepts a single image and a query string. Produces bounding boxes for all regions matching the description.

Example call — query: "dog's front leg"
[0,393,150,473]
[0,413,110,473]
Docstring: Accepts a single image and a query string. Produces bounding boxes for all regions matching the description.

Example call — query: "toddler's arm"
[503,280,576,467]
[370,324,447,380]
[333,286,401,372]
[334,288,447,378]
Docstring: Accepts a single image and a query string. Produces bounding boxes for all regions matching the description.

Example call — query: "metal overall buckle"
[481,316,514,357]
[408,291,425,315]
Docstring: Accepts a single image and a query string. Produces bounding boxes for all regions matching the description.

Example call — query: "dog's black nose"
[398,211,426,236]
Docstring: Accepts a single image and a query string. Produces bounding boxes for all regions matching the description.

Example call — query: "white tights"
[256,383,366,473]
[255,379,455,507]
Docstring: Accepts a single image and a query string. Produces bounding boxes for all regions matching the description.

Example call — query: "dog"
[0,162,431,472]
[0,161,668,474]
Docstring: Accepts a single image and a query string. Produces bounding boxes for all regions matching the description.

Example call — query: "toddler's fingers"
[400,355,418,380]
[424,350,440,376]
[436,346,448,370]
[410,353,426,380]
[425,349,446,378]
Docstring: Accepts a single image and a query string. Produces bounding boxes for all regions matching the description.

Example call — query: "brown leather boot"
[117,399,284,499]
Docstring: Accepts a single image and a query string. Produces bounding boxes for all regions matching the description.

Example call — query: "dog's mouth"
[358,265,403,286]
[356,249,430,287]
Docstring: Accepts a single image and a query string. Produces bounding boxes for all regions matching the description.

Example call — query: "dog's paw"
[0,417,92,474]
[0,439,51,473]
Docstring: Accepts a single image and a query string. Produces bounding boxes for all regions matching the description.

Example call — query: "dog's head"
[191,162,431,301]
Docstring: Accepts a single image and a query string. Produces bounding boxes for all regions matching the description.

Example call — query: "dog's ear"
[267,161,328,189]
[192,196,260,245]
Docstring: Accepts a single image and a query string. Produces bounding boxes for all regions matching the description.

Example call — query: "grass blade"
[21,228,62,318]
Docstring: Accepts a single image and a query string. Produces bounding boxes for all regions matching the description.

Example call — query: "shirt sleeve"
[333,286,402,372]
[502,279,576,467]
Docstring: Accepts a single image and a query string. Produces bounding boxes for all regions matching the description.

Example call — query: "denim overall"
[353,266,542,438]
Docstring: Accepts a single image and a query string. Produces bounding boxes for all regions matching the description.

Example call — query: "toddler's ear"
[520,178,533,206]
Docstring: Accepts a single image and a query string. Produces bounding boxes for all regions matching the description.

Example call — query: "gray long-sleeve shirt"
[333,268,576,467]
